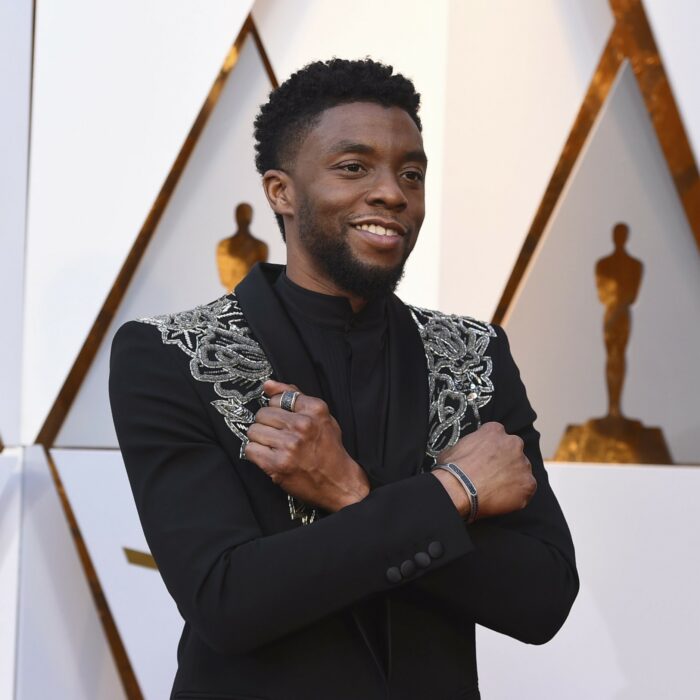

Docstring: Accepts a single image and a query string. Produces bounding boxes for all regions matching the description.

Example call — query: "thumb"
[262,379,300,397]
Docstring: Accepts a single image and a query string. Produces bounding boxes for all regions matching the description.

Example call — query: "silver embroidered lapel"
[138,294,317,526]
[408,306,496,463]
[138,295,271,447]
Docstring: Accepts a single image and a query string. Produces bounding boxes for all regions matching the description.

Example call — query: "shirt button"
[400,559,416,578]
[428,541,444,559]
[414,552,431,568]
[386,566,402,584]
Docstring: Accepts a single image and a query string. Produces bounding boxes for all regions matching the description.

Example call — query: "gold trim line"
[35,15,276,447]
[609,0,700,251]
[44,447,143,700]
[33,15,280,698]
[494,0,700,325]
[492,31,623,325]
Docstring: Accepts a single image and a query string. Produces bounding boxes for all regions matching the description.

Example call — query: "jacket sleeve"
[394,324,579,645]
[109,320,475,655]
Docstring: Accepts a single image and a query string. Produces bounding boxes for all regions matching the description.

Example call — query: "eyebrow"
[327,140,428,166]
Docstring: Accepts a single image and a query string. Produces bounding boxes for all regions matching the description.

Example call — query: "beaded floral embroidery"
[408,306,496,464]
[139,295,271,448]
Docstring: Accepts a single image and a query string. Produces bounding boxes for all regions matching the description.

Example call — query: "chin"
[330,256,407,300]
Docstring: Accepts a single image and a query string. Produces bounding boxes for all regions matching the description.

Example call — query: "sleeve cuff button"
[428,541,444,559]
[414,551,431,568]
[386,566,402,584]
[400,559,416,577]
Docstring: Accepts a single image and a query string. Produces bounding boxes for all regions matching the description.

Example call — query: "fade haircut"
[253,58,422,239]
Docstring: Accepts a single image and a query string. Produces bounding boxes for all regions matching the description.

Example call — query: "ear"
[262,169,295,218]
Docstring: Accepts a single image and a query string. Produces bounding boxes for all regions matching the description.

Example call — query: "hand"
[244,380,370,512]
[433,422,537,520]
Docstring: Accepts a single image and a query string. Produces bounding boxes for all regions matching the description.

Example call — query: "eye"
[402,169,425,183]
[336,161,366,175]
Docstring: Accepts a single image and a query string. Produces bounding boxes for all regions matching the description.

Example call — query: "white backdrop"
[53,448,182,700]
[22,0,253,444]
[3,0,700,698]
[0,450,22,700]
[0,0,32,447]
[477,462,700,700]
[14,446,123,699]
[57,32,279,448]
[440,0,613,320]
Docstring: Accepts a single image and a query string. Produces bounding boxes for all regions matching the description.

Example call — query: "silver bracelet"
[432,462,479,524]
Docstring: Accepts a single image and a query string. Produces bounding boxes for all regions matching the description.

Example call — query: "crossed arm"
[247,377,538,522]
[109,321,578,655]
[245,323,577,645]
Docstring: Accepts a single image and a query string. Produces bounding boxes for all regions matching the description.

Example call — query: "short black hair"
[253,58,422,238]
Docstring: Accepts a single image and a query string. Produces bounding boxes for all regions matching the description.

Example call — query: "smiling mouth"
[352,223,402,237]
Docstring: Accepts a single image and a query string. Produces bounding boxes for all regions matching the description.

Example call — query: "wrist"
[335,459,370,510]
[431,469,471,519]
[432,462,479,523]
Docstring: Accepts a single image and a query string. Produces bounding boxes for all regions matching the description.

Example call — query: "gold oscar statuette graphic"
[555,223,672,464]
[216,202,269,292]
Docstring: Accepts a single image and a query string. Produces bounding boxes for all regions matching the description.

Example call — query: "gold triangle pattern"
[493,0,700,325]
[35,15,277,448]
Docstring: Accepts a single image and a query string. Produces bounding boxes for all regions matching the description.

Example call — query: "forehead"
[303,101,423,155]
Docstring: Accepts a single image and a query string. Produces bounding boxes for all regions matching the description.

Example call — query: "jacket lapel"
[408,305,497,462]
[239,263,395,679]
[235,263,325,525]
[235,263,323,399]
[380,295,431,484]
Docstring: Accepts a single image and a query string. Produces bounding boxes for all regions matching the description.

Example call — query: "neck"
[285,248,368,313]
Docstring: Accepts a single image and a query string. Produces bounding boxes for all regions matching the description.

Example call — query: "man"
[109,58,578,699]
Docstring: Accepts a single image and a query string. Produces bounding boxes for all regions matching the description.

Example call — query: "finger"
[267,390,308,411]
[247,422,288,449]
[263,379,300,398]
[511,434,525,451]
[243,441,281,481]
[255,406,296,429]
[256,408,314,442]
[269,392,327,418]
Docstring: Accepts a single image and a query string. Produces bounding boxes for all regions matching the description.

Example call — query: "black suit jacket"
[109,263,578,700]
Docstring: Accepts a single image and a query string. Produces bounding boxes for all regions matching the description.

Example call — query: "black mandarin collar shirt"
[273,271,390,479]
[273,271,391,667]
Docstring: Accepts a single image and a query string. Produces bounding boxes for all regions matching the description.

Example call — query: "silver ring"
[280,390,301,412]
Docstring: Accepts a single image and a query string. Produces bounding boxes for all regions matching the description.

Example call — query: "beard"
[297,198,410,301]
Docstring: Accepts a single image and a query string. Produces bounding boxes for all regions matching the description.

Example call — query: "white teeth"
[354,223,398,237]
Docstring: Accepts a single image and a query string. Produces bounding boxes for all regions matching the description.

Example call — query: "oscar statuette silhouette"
[216,203,269,292]
[555,223,672,464]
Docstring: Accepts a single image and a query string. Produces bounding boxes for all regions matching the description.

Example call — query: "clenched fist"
[433,422,537,521]
[244,380,370,512]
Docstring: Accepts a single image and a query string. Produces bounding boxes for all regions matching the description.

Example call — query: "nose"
[366,168,408,211]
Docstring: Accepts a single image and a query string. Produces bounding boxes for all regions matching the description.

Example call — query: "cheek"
[306,184,354,218]
[410,200,426,230]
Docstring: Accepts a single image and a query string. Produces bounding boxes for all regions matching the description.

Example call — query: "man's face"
[285,101,427,299]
